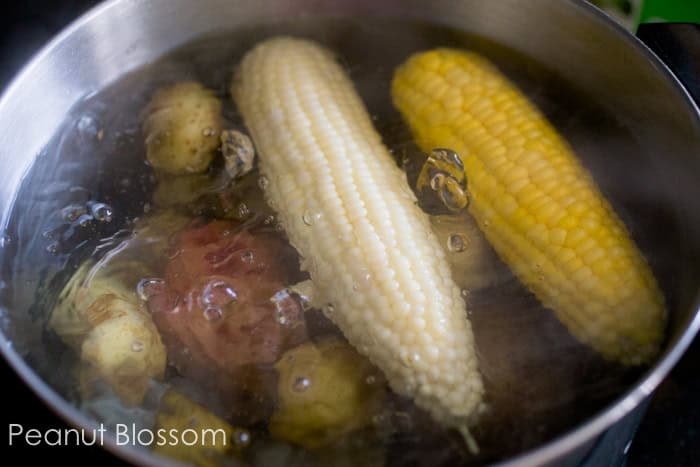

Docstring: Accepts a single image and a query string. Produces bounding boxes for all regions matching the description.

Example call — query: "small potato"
[154,390,246,467]
[52,267,167,405]
[152,173,215,209]
[269,338,384,449]
[81,301,166,405]
[144,82,223,175]
[50,212,188,404]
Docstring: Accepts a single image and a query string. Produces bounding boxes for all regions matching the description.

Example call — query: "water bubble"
[461,289,470,298]
[202,280,238,308]
[231,429,251,448]
[76,114,99,137]
[271,289,304,327]
[292,377,311,392]
[201,127,216,137]
[258,176,269,190]
[296,293,313,312]
[438,178,468,212]
[240,250,254,263]
[143,202,151,214]
[89,202,113,222]
[430,173,445,191]
[263,215,275,225]
[62,204,87,222]
[0,234,11,248]
[203,306,223,322]
[323,303,335,318]
[366,375,377,385]
[77,214,93,227]
[431,148,464,169]
[352,269,372,291]
[420,148,469,212]
[237,203,250,219]
[302,209,321,226]
[136,278,165,301]
[46,242,60,255]
[447,233,469,253]
[131,340,144,352]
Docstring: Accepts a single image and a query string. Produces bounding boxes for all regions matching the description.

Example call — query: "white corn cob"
[232,37,484,430]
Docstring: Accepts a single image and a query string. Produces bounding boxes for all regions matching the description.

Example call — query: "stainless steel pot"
[1,0,699,465]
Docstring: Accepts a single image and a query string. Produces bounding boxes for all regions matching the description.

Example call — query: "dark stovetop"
[1,1,699,465]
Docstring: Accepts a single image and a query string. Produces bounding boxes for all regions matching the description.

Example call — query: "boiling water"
[0,17,680,466]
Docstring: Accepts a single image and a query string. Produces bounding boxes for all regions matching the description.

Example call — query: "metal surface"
[637,23,700,105]
[0,0,699,465]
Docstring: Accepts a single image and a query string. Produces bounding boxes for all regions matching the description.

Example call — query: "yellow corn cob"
[392,49,666,365]
[232,38,484,432]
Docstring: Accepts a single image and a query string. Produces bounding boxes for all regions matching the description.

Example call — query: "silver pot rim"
[1,1,699,465]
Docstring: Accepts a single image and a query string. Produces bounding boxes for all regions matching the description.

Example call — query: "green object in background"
[638,0,700,26]
[588,0,700,31]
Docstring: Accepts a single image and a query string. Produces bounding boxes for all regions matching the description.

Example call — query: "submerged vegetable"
[49,268,165,404]
[152,173,220,209]
[143,82,223,175]
[151,219,305,371]
[232,37,484,441]
[270,338,383,449]
[50,216,183,405]
[392,49,666,365]
[154,389,244,467]
[148,219,307,419]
